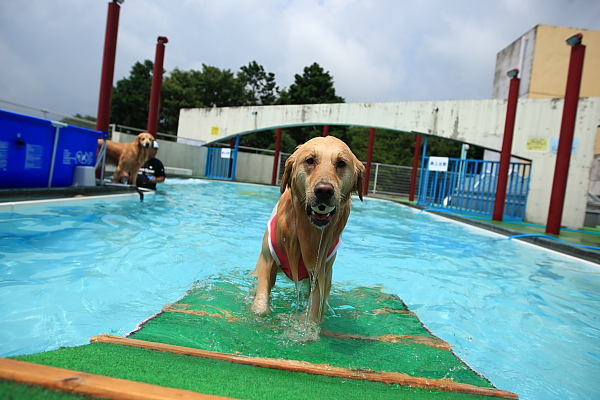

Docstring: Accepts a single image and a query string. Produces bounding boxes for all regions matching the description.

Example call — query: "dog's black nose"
[314,182,334,202]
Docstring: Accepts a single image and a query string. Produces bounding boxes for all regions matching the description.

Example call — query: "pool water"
[1,178,599,400]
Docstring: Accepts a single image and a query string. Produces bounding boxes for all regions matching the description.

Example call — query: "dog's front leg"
[252,230,277,315]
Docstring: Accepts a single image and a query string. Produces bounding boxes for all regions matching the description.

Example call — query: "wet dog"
[98,132,155,186]
[252,136,365,323]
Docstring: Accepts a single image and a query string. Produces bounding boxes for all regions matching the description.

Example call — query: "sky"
[1,0,599,121]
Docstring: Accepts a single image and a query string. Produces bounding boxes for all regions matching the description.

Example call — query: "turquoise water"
[0,178,599,400]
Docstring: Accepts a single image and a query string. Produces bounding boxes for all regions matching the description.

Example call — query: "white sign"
[428,156,449,172]
[221,148,231,159]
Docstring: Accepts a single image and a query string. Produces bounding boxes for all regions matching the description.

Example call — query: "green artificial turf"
[0,379,101,400]
[14,343,497,400]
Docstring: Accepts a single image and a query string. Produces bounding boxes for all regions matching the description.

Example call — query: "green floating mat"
[130,272,493,389]
[10,272,518,400]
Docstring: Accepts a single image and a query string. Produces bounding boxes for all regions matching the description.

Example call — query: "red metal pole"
[364,128,376,197]
[323,125,329,137]
[272,128,283,185]
[409,134,422,201]
[493,71,521,221]
[546,34,586,235]
[147,36,169,138]
[96,0,122,133]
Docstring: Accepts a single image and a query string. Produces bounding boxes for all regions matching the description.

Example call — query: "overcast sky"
[1,0,599,120]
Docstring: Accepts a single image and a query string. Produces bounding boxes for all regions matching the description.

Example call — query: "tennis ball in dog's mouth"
[311,204,336,215]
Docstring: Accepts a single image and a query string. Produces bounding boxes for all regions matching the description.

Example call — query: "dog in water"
[252,136,365,323]
[98,132,155,186]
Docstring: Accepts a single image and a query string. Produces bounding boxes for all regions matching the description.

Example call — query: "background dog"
[252,136,365,323]
[98,132,155,186]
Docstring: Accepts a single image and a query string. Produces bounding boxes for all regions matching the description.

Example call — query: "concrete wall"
[111,131,207,177]
[177,98,600,229]
[236,152,274,184]
[110,130,276,184]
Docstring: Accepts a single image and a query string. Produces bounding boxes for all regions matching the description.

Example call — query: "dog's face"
[136,132,155,149]
[282,136,365,228]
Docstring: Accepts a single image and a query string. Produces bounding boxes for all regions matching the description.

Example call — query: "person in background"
[136,141,166,190]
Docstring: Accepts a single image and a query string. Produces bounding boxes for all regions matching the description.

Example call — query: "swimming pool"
[0,178,598,400]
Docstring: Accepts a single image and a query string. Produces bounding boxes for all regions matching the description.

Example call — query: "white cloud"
[0,0,599,118]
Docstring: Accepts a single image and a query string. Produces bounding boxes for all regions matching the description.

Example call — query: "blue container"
[0,109,101,188]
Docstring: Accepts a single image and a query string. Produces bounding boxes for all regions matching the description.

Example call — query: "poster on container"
[428,156,449,172]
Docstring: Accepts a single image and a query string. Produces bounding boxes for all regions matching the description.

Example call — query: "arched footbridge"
[177,98,600,229]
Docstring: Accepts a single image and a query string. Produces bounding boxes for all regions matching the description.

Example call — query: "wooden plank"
[92,334,519,399]
[0,357,237,400]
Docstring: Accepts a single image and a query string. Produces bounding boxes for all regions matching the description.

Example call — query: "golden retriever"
[98,132,155,186]
[252,136,365,323]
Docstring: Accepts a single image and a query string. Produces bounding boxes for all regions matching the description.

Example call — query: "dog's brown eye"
[337,160,346,168]
[306,157,315,165]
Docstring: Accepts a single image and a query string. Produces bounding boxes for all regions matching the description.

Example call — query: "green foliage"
[287,62,344,105]
[161,65,246,135]
[238,61,279,105]
[110,60,154,129]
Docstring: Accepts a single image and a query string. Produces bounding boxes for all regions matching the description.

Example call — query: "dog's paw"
[252,296,270,316]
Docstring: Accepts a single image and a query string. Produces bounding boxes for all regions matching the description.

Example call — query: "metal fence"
[366,162,418,197]
[206,137,240,180]
[418,157,531,220]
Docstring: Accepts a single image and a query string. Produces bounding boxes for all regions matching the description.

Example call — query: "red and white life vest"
[267,204,341,281]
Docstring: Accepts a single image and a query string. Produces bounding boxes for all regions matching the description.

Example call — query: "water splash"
[278,313,321,344]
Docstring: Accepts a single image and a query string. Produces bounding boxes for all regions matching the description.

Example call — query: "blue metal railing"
[417,157,531,220]
[205,136,240,180]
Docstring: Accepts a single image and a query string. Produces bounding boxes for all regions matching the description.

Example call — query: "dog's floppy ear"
[353,155,366,201]
[280,152,296,194]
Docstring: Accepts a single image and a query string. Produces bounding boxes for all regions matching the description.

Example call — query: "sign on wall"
[428,156,449,172]
[526,138,550,151]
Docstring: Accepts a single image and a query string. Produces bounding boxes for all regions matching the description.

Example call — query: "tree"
[196,64,246,108]
[161,65,246,135]
[111,60,154,129]
[287,62,344,105]
[238,61,279,105]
